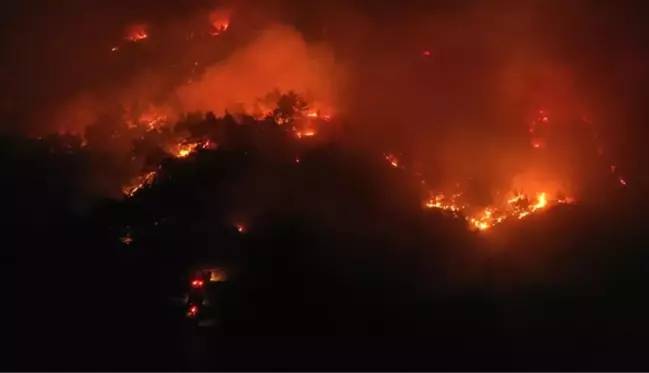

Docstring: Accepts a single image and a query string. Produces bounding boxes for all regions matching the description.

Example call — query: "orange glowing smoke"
[529,109,550,149]
[124,23,148,42]
[133,106,171,130]
[533,109,628,187]
[380,106,579,232]
[209,8,231,36]
[175,25,340,118]
[290,107,333,138]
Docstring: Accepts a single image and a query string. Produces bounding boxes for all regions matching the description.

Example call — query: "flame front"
[106,18,615,235]
[123,170,157,197]
[422,190,562,231]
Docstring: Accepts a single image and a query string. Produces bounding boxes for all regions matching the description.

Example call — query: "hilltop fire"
[120,105,332,197]
[423,190,572,231]
[39,13,627,236]
[118,101,598,234]
[383,150,573,231]
[114,91,629,235]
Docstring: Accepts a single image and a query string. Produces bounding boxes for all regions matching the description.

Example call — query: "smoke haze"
[1,0,647,189]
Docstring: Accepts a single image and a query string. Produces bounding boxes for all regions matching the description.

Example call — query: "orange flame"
[209,9,231,36]
[125,24,148,42]
[384,153,400,168]
[123,170,157,197]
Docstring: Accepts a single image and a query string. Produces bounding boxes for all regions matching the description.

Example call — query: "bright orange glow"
[209,8,231,36]
[123,171,157,197]
[423,190,561,231]
[384,153,400,168]
[124,24,148,42]
[135,106,170,130]
[531,138,544,149]
[117,96,597,237]
[209,270,227,282]
[532,192,547,211]
[177,143,198,158]
[163,140,214,159]
[295,130,316,139]
[187,305,199,317]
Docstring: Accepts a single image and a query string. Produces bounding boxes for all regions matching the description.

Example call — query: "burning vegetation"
[13,5,629,240]
[5,3,649,371]
[105,93,624,241]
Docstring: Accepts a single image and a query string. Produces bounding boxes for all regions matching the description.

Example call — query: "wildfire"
[124,24,148,42]
[166,139,215,158]
[123,170,158,197]
[384,153,400,168]
[122,140,215,197]
[120,100,331,198]
[384,107,588,231]
[387,155,520,240]
[61,12,629,240]
[424,193,463,212]
[295,130,316,139]
[422,190,563,231]
[138,111,169,130]
[529,109,550,149]
[211,21,230,36]
[117,92,608,237]
[306,110,332,121]
[284,106,333,139]
[120,233,133,245]
[209,8,231,36]
[176,143,199,158]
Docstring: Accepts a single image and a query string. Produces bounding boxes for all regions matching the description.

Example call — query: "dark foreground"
[3,132,649,370]
[6,203,649,371]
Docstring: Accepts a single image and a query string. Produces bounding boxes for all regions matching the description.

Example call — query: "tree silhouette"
[273,91,309,124]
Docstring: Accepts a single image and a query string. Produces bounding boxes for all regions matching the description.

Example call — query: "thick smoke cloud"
[2,0,648,191]
[4,3,343,135]
[175,24,341,115]
[313,1,649,192]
